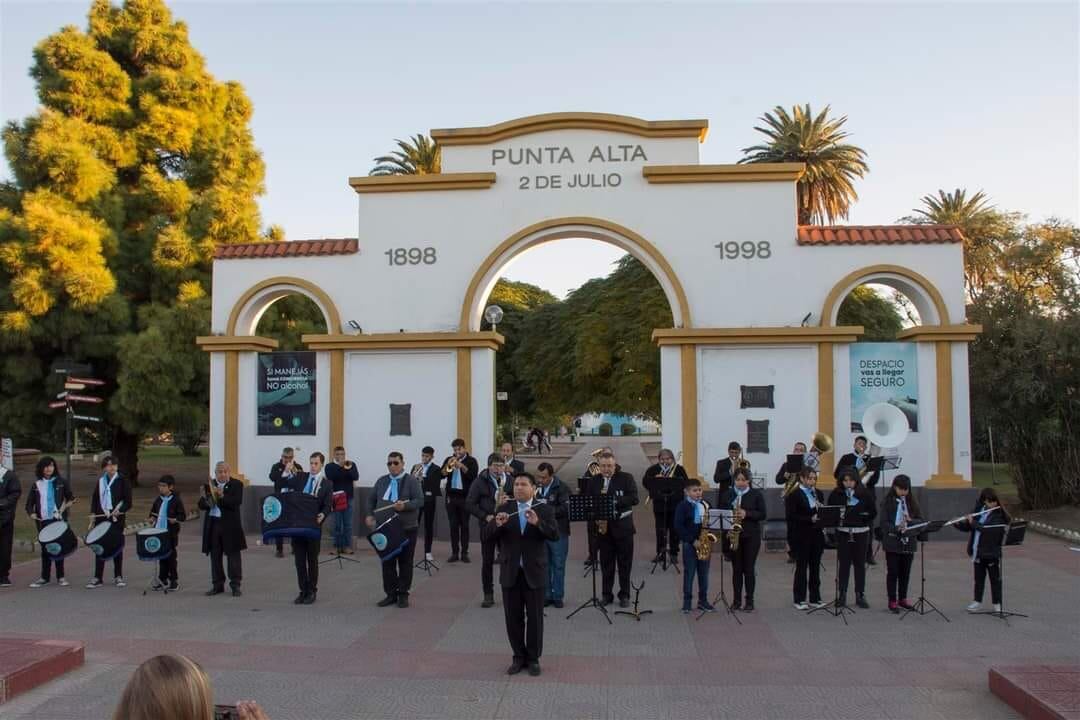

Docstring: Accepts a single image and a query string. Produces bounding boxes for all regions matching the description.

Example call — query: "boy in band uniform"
[415,446,443,562]
[148,475,187,591]
[712,441,743,495]
[441,439,478,563]
[673,478,714,613]
[87,456,132,588]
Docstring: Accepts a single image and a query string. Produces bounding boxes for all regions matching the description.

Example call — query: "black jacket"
[784,486,825,547]
[953,505,1010,560]
[416,462,443,497]
[642,463,688,512]
[586,471,638,538]
[482,500,559,590]
[879,494,921,555]
[25,475,75,528]
[442,454,479,498]
[0,470,21,526]
[535,476,571,536]
[199,478,247,555]
[466,469,513,522]
[827,487,877,529]
[834,452,881,489]
[504,458,525,476]
[718,487,767,540]
[713,457,737,492]
[149,494,188,542]
[775,460,801,486]
[269,461,302,493]
[324,461,359,499]
[90,473,133,528]
[287,472,333,520]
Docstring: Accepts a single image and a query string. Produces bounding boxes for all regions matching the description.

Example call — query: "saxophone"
[727,492,744,552]
[696,500,717,560]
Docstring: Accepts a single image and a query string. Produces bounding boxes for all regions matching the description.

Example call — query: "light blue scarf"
[451,467,462,490]
[98,473,117,513]
[38,478,56,518]
[845,487,858,506]
[156,495,172,530]
[800,485,817,509]
[693,499,705,524]
[383,474,405,502]
[894,496,907,527]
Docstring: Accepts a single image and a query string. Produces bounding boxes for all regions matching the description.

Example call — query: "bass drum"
[261,492,321,543]
[85,520,125,560]
[38,521,78,559]
[136,527,173,561]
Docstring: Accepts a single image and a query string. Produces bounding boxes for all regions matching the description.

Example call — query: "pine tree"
[0,0,268,481]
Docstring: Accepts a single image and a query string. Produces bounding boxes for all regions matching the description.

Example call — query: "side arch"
[226,276,343,336]
[459,217,692,332]
[820,264,950,328]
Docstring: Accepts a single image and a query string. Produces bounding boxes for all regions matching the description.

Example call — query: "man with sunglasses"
[365,451,423,608]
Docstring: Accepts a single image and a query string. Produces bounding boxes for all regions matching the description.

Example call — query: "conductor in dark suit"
[483,472,559,677]
[587,451,639,608]
[712,441,742,495]
[286,452,333,604]
[199,461,246,597]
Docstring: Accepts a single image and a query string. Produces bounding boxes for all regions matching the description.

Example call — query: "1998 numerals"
[714,241,772,259]
[385,247,437,265]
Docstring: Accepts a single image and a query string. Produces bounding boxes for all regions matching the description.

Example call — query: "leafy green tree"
[255,295,328,352]
[0,0,268,479]
[369,134,440,176]
[837,286,904,340]
[740,104,869,224]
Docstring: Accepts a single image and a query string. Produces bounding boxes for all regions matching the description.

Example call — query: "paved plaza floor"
[1,438,1077,719]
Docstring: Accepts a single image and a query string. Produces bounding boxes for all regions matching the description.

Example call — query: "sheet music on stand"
[706,509,734,532]
[879,456,902,471]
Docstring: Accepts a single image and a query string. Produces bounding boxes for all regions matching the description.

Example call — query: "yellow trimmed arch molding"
[820,264,951,328]
[460,217,692,332]
[226,276,343,336]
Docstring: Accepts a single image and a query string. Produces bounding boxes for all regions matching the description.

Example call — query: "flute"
[943,506,996,527]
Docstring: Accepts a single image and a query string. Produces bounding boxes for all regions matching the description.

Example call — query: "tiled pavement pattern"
[1,437,1077,719]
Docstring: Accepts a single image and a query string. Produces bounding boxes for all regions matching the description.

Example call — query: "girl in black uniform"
[828,468,876,609]
[720,467,766,612]
[953,487,1010,613]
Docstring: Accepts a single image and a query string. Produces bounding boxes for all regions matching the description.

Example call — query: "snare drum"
[366,514,410,562]
[85,520,124,560]
[38,521,78,559]
[136,527,173,561]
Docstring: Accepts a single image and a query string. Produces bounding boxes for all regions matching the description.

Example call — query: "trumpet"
[410,462,424,479]
[344,460,355,471]
[737,454,751,471]
[442,455,460,475]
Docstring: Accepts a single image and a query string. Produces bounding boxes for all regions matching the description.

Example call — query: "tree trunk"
[112,426,141,488]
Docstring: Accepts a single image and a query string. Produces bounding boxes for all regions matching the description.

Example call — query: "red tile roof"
[214,238,359,259]
[798,225,963,246]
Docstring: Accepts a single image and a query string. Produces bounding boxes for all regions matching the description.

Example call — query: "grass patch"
[972,461,1018,502]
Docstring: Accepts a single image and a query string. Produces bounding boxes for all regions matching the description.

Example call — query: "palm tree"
[913,188,993,226]
[910,188,1002,302]
[369,134,440,176]
[740,104,869,225]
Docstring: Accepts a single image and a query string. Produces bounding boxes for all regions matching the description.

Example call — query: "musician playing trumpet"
[466,453,512,608]
[325,446,359,555]
[834,435,881,566]
[712,441,744,494]
[268,447,302,558]
[642,449,688,565]
[719,467,766,612]
[441,439,478,563]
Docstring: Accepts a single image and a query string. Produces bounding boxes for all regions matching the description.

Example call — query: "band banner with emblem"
[849,342,918,432]
[257,352,317,435]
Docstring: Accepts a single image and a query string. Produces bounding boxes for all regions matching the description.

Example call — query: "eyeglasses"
[387,460,402,466]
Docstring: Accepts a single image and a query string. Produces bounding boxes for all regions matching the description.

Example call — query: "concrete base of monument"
[0,639,84,704]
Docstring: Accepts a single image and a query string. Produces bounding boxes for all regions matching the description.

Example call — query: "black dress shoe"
[731,600,742,611]
[447,554,459,563]
[553,600,564,609]
[856,595,870,609]
[481,594,495,608]
[302,592,316,605]
[618,597,630,608]
[205,588,224,596]
[506,660,525,675]
[294,593,306,604]
[461,554,471,564]
[528,662,541,676]
[866,558,877,566]
[377,595,397,607]
[397,594,409,608]
[231,588,242,597]
[601,596,614,607]
[743,601,754,613]
[543,598,554,607]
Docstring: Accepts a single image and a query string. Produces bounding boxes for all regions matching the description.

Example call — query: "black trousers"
[275,537,284,553]
[94,552,124,581]
[503,568,544,663]
[597,532,633,600]
[158,550,178,584]
[793,535,824,603]
[446,496,470,556]
[291,536,320,595]
[837,530,869,597]
[0,521,13,578]
[974,558,1002,604]
[38,520,64,580]
[381,528,418,597]
[653,510,679,558]
[208,519,242,590]
[480,533,496,595]
[419,496,437,554]
[730,532,761,602]
[885,551,914,602]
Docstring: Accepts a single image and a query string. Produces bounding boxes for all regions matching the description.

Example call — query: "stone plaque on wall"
[746,419,770,454]
[740,385,775,409]
[389,403,412,436]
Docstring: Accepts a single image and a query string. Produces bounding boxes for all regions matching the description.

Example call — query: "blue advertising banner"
[849,343,918,432]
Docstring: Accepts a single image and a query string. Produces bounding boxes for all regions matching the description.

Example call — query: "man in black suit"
[535,462,570,608]
[466,453,512,608]
[834,435,880,565]
[286,452,332,604]
[0,466,21,587]
[501,442,525,475]
[588,451,639,608]
[414,446,443,562]
[199,461,246,597]
[712,441,742,495]
[268,447,300,558]
[483,472,559,677]
[442,439,479,563]
[642,448,688,565]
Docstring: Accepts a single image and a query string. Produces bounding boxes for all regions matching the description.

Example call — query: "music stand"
[977,521,1028,623]
[414,498,440,576]
[696,509,742,625]
[900,520,949,622]
[807,506,852,623]
[649,478,684,575]
[566,494,618,625]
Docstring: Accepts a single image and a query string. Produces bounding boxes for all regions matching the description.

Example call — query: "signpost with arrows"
[49,371,105,484]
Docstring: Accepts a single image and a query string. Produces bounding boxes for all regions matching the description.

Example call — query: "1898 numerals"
[385,247,437,265]
[714,241,772,259]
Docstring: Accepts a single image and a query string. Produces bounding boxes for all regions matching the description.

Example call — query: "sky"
[2,0,1077,298]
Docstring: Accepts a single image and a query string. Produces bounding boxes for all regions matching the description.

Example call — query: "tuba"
[585,448,604,477]
[804,432,833,474]
[696,500,717,560]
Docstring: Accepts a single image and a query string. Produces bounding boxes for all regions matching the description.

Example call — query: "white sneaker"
[794,602,809,610]
[810,601,828,609]
[86,579,103,589]
[58,578,70,587]
[115,577,126,588]
[425,553,433,561]
[992,603,1002,613]
[966,601,982,612]
[29,578,49,588]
